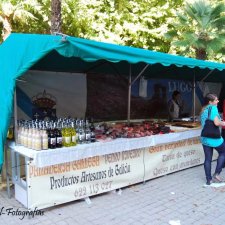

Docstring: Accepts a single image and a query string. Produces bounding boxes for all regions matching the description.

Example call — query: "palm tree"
[0,0,38,41]
[51,0,61,33]
[165,0,225,60]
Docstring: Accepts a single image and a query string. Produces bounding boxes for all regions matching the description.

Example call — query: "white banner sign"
[28,149,144,209]
[145,137,217,180]
[22,138,212,210]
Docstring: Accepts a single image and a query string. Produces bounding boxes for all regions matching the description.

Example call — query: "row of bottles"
[18,124,48,151]
[17,118,96,150]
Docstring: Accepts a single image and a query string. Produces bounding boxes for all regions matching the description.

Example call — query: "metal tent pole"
[127,65,132,125]
[14,86,18,145]
[131,64,149,86]
[200,69,214,82]
[193,73,196,122]
[127,64,150,125]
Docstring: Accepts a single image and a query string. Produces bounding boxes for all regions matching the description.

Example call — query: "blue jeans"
[202,142,225,182]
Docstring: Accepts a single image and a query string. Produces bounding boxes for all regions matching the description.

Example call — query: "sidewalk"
[1,161,225,225]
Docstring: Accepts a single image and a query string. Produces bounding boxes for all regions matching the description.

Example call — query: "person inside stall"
[168,90,184,121]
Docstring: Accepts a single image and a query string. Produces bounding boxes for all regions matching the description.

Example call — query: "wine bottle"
[64,123,71,147]
[78,120,85,144]
[90,119,96,143]
[55,122,62,148]
[85,119,91,144]
[48,125,56,149]
[71,121,77,146]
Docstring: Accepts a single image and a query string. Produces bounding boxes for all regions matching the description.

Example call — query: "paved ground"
[0,161,225,225]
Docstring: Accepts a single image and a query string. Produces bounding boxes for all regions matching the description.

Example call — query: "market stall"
[8,127,210,210]
[1,33,225,209]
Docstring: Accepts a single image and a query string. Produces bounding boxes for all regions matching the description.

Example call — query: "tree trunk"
[195,48,207,60]
[2,17,12,41]
[51,0,62,34]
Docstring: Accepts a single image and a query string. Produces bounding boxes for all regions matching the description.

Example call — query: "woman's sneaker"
[212,174,224,183]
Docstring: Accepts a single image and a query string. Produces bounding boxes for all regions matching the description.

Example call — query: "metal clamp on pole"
[53,32,69,42]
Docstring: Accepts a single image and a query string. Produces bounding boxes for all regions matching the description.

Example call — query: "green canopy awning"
[1,33,225,170]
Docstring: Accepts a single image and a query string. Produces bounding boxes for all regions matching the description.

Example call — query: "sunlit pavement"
[0,161,225,225]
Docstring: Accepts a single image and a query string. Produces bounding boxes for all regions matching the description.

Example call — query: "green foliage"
[165,0,225,60]
[60,0,181,53]
[0,0,49,41]
[0,0,184,52]
[1,0,225,63]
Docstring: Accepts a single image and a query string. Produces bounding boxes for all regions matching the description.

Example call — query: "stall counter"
[7,128,211,210]
[9,128,201,168]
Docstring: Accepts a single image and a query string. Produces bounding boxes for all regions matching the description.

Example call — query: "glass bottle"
[90,119,96,143]
[23,124,28,148]
[42,126,48,150]
[71,121,77,146]
[61,122,66,147]
[78,120,85,144]
[35,129,42,150]
[32,125,36,150]
[55,122,62,148]
[20,125,25,146]
[27,125,33,149]
[48,125,56,149]
[85,119,91,144]
[64,123,71,147]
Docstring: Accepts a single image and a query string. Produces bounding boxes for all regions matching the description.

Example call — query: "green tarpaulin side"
[1,33,225,170]
[0,34,66,171]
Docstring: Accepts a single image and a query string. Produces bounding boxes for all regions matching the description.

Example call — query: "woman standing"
[221,99,225,139]
[200,93,225,185]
